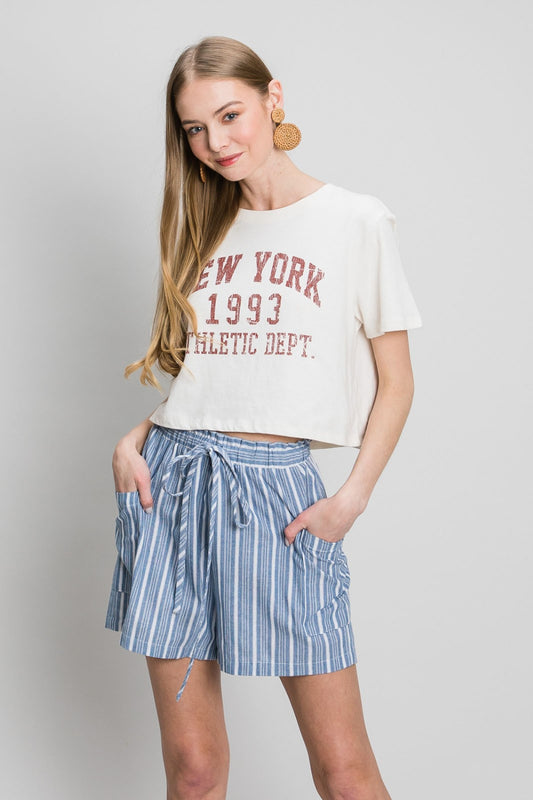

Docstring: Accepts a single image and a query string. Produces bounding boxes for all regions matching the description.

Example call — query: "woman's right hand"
[112,423,154,513]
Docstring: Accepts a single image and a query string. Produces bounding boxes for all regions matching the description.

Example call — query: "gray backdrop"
[1,1,531,798]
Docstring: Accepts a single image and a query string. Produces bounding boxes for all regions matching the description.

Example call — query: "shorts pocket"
[298,526,343,561]
[294,529,352,637]
[295,454,352,636]
[299,456,345,563]
[111,491,141,595]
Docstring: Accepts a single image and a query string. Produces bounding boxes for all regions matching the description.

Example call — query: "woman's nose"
[207,125,230,153]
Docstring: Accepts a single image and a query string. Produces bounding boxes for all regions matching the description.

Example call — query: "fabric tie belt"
[161,442,253,702]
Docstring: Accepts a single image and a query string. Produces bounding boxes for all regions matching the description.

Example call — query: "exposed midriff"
[215,431,301,443]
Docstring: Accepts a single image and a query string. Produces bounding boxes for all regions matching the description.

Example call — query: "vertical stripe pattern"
[105,426,357,702]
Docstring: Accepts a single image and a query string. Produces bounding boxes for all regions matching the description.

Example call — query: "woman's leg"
[146,656,230,800]
[280,665,392,800]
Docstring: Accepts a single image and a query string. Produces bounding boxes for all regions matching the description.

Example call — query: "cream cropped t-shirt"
[149,183,423,449]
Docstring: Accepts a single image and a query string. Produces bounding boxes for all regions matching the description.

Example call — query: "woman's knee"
[311,755,388,800]
[164,738,230,799]
[146,656,229,797]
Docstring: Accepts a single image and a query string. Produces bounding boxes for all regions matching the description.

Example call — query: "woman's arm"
[337,329,415,510]
[118,414,155,455]
[112,404,165,511]
[284,331,415,544]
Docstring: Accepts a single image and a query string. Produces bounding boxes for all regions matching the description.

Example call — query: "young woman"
[105,35,422,800]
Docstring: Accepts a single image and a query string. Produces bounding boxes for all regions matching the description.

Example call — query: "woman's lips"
[216,153,243,167]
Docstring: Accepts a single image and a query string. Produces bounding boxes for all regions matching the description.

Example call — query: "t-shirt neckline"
[237,183,332,217]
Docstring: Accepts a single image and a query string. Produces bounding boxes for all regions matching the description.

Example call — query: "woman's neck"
[238,157,324,211]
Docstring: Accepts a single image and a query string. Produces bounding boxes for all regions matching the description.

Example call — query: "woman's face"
[176,77,279,182]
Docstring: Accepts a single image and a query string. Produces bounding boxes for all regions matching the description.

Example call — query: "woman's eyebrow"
[181,100,244,125]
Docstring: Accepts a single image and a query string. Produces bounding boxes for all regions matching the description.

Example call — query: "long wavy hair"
[124,36,274,390]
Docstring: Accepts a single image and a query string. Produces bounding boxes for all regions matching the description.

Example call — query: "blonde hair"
[125,36,274,390]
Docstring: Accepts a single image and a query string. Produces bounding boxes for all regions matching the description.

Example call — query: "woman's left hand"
[283,491,367,546]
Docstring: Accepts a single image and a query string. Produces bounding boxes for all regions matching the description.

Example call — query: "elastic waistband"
[154,426,311,466]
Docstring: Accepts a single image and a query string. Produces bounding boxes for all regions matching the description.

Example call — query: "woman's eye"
[186,126,203,136]
[224,112,238,121]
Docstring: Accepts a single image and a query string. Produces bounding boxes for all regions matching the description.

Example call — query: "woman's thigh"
[280,665,380,779]
[146,656,230,773]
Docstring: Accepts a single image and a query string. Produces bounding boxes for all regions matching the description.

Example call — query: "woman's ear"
[266,78,284,113]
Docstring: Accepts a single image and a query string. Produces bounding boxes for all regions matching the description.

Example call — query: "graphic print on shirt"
[187,250,326,360]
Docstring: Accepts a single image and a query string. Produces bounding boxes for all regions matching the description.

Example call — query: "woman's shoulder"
[325,183,394,223]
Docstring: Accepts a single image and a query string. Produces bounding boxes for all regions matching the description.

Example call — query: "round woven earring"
[271,108,301,151]
[199,163,207,183]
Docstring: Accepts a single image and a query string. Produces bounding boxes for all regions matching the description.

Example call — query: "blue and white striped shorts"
[105,425,357,701]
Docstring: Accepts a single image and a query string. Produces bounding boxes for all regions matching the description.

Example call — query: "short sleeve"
[354,207,423,339]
